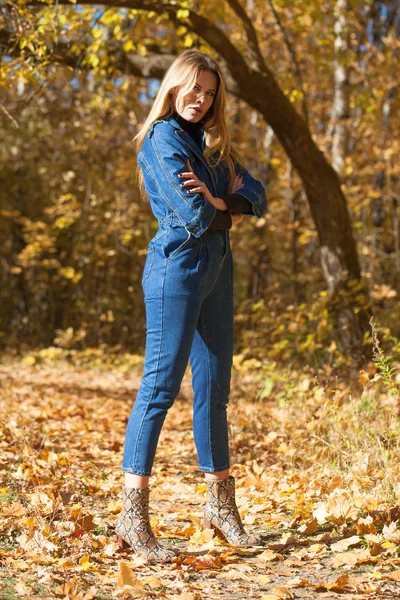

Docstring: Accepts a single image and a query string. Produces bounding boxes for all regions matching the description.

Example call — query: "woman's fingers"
[180,178,200,187]
[185,186,204,194]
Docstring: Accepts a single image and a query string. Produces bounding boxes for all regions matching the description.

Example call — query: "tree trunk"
[332,0,350,174]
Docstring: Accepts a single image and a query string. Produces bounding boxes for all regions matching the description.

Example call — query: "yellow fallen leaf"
[107,499,122,514]
[257,574,272,584]
[79,555,96,571]
[189,527,214,546]
[259,549,281,561]
[117,562,144,589]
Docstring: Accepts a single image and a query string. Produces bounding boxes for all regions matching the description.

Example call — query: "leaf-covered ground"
[1,350,400,599]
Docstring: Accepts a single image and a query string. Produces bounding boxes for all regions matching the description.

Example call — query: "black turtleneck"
[173,112,253,230]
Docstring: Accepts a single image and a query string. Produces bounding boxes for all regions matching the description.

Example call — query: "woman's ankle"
[124,473,150,489]
[203,469,230,482]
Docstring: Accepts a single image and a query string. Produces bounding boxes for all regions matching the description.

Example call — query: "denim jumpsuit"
[122,115,267,476]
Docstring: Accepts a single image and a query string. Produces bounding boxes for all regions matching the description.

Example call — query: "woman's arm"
[142,121,216,237]
[229,161,267,218]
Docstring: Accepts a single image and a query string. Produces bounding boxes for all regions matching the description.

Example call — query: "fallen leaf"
[298,517,318,535]
[272,586,296,599]
[330,535,360,552]
[384,569,400,582]
[103,541,120,556]
[316,574,349,592]
[2,500,26,517]
[259,549,282,561]
[382,521,400,543]
[257,574,272,584]
[331,548,373,568]
[14,581,32,595]
[286,577,310,588]
[356,515,376,535]
[141,576,164,589]
[117,562,145,589]
[189,528,214,546]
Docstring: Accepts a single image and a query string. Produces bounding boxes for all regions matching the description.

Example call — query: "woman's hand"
[229,173,245,194]
[178,160,228,211]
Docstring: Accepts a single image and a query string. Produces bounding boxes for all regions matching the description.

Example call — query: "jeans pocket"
[166,228,192,261]
[142,246,155,284]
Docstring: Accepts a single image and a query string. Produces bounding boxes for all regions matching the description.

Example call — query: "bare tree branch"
[266,0,309,123]
[225,0,266,72]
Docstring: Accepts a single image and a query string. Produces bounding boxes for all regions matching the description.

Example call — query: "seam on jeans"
[141,246,155,284]
[199,464,230,473]
[204,232,228,300]
[198,310,215,471]
[132,259,167,473]
[121,468,152,476]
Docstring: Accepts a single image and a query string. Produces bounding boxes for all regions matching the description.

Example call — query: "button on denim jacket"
[137,115,267,237]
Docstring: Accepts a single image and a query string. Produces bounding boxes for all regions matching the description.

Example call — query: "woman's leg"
[190,252,262,546]
[190,251,234,474]
[125,474,149,488]
[122,291,201,477]
[204,470,230,481]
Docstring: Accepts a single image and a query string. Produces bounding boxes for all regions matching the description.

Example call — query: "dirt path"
[1,361,399,599]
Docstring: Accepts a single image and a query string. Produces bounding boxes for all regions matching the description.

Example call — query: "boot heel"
[203,517,225,540]
[116,534,129,550]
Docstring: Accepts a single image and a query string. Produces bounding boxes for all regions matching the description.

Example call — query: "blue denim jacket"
[137,115,267,238]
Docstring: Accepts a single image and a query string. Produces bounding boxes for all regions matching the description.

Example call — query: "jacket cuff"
[208,210,232,230]
[186,201,216,237]
[220,193,254,215]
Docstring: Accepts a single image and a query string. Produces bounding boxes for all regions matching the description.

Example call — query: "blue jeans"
[122,221,233,476]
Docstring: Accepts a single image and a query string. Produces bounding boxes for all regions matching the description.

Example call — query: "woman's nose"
[195,92,205,105]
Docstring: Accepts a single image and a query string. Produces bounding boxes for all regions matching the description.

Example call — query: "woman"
[116,49,267,563]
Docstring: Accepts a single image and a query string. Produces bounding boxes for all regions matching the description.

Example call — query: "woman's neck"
[173,111,203,135]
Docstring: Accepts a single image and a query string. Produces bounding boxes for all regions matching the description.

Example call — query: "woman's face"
[173,69,218,123]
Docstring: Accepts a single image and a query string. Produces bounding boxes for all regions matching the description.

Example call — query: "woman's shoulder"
[148,115,180,139]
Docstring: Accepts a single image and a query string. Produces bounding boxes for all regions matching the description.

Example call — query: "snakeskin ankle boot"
[203,476,262,547]
[115,487,176,563]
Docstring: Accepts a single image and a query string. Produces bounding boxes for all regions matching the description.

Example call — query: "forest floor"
[1,350,400,599]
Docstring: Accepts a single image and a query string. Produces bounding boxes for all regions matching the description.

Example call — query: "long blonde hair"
[134,49,243,197]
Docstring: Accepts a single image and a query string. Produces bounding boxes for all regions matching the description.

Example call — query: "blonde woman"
[116,50,267,563]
